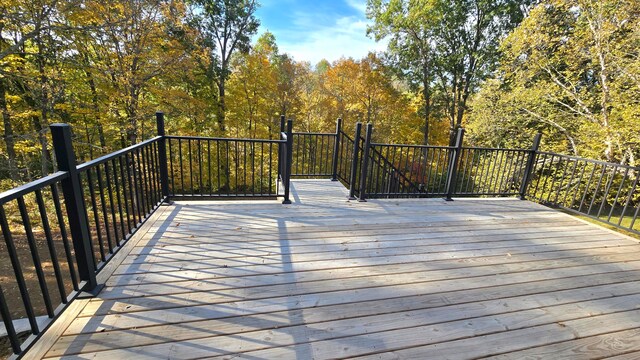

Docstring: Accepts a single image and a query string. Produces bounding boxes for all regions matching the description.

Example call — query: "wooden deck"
[28,180,640,359]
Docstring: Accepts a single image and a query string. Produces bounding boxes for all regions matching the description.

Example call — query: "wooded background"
[0,0,638,189]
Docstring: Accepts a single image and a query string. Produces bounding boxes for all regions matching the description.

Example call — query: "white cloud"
[345,0,367,14]
[275,15,388,65]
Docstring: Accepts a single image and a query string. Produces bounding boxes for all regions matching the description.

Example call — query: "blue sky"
[254,0,388,65]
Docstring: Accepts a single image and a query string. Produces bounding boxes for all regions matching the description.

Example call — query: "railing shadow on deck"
[0,111,639,358]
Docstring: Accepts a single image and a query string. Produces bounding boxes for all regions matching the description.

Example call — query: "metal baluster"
[50,184,79,291]
[95,166,114,253]
[35,189,67,303]
[596,165,617,218]
[608,167,630,222]
[18,196,54,317]
[110,159,127,239]
[618,172,638,226]
[118,156,133,233]
[577,163,598,213]
[0,205,39,333]
[0,284,21,354]
[586,165,607,215]
[86,170,106,262]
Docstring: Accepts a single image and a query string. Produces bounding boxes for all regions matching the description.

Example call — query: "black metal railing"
[527,152,640,234]
[365,144,450,198]
[0,171,73,356]
[291,132,336,178]
[288,117,342,182]
[0,124,165,356]
[166,136,284,198]
[279,118,293,204]
[348,123,638,235]
[454,147,531,196]
[336,130,354,185]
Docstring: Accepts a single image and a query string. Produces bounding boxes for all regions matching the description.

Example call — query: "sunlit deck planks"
[29,179,640,359]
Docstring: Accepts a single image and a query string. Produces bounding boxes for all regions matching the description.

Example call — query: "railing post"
[445,127,465,201]
[331,118,342,181]
[358,123,373,202]
[348,122,363,200]
[283,119,293,204]
[156,112,170,202]
[278,115,285,181]
[519,132,542,200]
[50,124,100,294]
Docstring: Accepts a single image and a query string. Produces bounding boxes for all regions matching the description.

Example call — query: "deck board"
[29,179,640,359]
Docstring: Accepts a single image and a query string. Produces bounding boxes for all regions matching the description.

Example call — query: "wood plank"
[128,225,603,254]
[47,277,640,356]
[84,260,640,318]
[602,351,640,360]
[134,218,583,246]
[72,258,640,332]
[47,292,640,359]
[128,229,607,264]
[120,235,633,265]
[114,240,636,275]
[100,244,640,299]
[107,245,640,287]
[22,204,173,360]
[112,239,640,280]
[485,328,640,359]
[352,309,640,360]
[204,300,640,360]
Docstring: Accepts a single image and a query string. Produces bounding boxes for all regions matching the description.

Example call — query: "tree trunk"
[422,67,431,146]
[0,79,19,180]
[217,78,227,133]
[84,66,107,150]
[32,114,51,177]
[126,86,140,145]
[35,36,52,177]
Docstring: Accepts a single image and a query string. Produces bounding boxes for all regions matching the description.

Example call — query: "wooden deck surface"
[29,180,640,359]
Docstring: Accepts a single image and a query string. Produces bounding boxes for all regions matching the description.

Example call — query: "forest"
[0,0,638,190]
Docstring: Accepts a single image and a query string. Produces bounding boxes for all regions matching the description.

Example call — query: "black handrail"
[0,171,68,205]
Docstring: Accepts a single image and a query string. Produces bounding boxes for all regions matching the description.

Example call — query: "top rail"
[537,151,640,169]
[0,171,69,206]
[77,136,162,172]
[166,135,286,143]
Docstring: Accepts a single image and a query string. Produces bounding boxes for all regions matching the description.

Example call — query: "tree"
[367,0,437,145]
[322,54,422,143]
[467,0,640,164]
[367,0,530,145]
[188,0,259,132]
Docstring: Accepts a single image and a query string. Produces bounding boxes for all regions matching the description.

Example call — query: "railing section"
[336,130,355,185]
[2,116,640,358]
[454,147,531,196]
[0,127,164,356]
[166,136,284,198]
[364,144,451,198]
[527,152,640,234]
[291,132,336,178]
